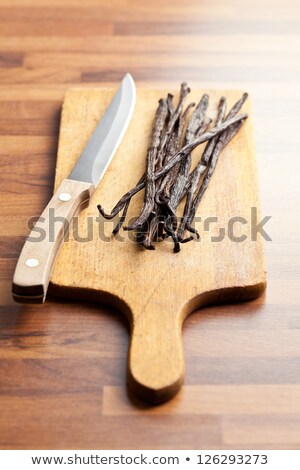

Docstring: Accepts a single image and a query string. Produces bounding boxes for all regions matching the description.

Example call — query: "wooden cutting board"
[49,87,266,404]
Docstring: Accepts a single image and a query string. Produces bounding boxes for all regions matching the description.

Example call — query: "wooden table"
[0,0,299,450]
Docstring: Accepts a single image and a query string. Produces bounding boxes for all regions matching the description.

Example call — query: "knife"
[12,73,136,304]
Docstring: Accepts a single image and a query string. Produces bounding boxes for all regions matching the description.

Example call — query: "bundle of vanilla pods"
[97,83,248,252]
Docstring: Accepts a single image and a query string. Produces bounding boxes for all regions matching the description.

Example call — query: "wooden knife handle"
[127,305,185,404]
[12,178,95,303]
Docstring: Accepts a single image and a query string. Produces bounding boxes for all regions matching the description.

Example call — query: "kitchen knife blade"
[12,73,136,304]
[69,73,135,186]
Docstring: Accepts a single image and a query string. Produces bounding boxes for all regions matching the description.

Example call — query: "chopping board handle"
[12,178,95,303]
[127,304,185,404]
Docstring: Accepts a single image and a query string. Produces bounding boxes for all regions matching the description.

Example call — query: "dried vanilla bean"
[167,94,209,218]
[127,84,190,231]
[226,92,248,120]
[185,120,244,238]
[112,199,130,235]
[179,94,248,240]
[156,83,190,170]
[156,102,195,205]
[98,84,248,253]
[140,99,193,250]
[154,113,247,186]
[196,116,212,136]
[99,110,247,227]
[99,111,247,231]
[99,98,168,224]
[129,98,168,229]
[177,97,227,240]
[97,174,144,220]
[185,94,209,144]
[122,111,248,232]
[138,96,184,249]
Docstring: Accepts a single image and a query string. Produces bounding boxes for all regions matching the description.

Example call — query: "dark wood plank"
[0,52,23,67]
[0,101,61,135]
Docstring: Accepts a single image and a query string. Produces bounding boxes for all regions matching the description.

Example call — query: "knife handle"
[12,178,95,303]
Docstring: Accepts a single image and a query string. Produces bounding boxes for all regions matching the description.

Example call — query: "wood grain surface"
[50,87,265,405]
[0,0,299,450]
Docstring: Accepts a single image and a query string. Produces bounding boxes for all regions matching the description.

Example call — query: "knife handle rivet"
[58,192,72,202]
[25,258,39,268]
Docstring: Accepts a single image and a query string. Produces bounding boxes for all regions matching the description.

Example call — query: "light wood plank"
[223,416,300,446]
[103,385,300,416]
[1,35,299,53]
